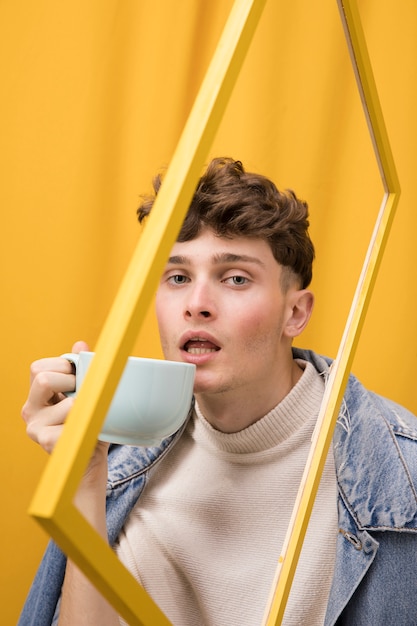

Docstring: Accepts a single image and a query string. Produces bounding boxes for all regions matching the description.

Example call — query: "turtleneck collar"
[192,360,325,454]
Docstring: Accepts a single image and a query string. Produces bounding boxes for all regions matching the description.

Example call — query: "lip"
[179,330,221,364]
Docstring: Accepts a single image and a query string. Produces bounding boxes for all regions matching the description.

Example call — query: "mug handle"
[60,352,79,397]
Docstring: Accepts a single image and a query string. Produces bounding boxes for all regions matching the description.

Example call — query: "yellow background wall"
[1,1,416,623]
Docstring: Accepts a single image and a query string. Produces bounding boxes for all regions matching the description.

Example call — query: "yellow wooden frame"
[263,1,400,624]
[28,0,399,624]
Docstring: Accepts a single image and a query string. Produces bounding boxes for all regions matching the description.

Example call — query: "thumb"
[71,340,90,354]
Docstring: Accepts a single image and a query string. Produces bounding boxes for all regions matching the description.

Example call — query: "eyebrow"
[167,252,266,267]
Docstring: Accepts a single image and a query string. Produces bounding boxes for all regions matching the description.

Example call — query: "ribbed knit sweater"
[116,361,338,626]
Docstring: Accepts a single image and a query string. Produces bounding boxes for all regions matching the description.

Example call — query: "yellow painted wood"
[40,504,171,626]
[28,0,267,623]
[262,1,400,624]
[338,0,400,191]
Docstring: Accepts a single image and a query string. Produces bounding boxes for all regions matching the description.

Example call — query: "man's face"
[156,229,309,421]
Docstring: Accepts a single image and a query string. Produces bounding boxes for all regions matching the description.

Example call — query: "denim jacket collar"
[292,348,417,532]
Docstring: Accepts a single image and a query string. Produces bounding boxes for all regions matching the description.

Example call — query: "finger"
[22,389,73,429]
[72,340,90,354]
[34,423,65,455]
[28,370,76,409]
[23,394,73,430]
[29,356,75,385]
[23,395,74,452]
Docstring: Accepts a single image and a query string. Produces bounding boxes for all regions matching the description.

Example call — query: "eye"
[167,274,190,285]
[223,275,250,286]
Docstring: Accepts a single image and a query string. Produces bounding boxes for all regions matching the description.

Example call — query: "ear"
[284,289,314,338]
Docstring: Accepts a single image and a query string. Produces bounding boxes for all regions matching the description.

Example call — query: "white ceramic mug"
[62,351,195,446]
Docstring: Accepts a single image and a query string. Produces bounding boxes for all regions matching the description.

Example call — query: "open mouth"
[183,337,220,355]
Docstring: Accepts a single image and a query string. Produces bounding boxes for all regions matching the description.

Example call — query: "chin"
[192,377,213,395]
[193,377,230,397]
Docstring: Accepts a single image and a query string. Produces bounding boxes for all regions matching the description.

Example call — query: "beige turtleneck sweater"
[115,361,338,626]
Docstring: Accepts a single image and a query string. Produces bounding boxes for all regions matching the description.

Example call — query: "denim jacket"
[18,349,417,625]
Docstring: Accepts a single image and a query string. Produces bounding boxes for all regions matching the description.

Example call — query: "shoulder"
[107,431,180,488]
[338,376,417,530]
[369,392,417,438]
[293,347,417,528]
[293,346,417,436]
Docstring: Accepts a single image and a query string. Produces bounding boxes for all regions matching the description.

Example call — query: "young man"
[20,158,417,625]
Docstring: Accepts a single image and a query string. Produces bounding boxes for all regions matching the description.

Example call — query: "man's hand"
[22,340,89,454]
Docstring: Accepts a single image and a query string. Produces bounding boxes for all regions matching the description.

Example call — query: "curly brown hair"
[137,157,315,289]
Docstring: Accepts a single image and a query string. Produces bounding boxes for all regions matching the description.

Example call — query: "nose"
[184,282,215,320]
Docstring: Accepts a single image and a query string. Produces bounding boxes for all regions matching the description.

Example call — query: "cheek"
[155,290,172,324]
[236,305,285,349]
[230,315,265,353]
[155,296,170,342]
[155,293,183,358]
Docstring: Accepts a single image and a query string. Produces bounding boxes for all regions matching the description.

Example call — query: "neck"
[195,359,304,433]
